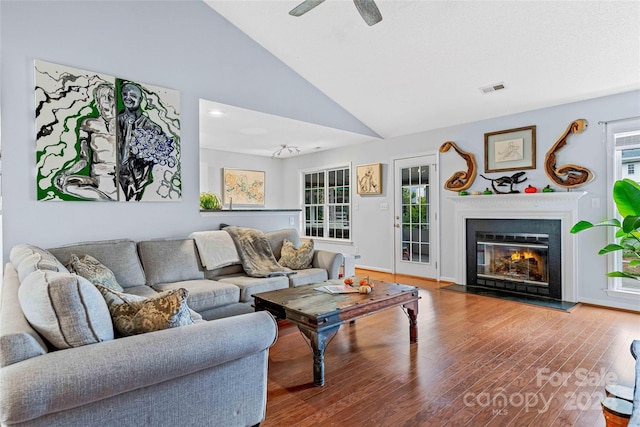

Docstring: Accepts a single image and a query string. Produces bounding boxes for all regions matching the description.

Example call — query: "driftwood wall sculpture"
[544,119,594,189]
[439,141,477,191]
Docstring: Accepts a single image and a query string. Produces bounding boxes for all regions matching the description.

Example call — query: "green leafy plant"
[570,178,640,279]
[199,192,222,211]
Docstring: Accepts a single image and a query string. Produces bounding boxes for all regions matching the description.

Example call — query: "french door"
[393,155,438,278]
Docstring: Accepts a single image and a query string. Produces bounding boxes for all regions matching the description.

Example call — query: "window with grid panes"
[303,166,350,240]
[608,119,640,293]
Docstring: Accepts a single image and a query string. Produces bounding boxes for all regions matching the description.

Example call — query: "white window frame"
[605,117,640,297]
[300,163,352,242]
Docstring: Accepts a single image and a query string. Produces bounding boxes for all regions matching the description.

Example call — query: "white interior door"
[394,155,438,278]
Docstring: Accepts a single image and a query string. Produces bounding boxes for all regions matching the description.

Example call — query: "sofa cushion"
[265,228,302,260]
[17,271,114,349]
[96,286,194,337]
[48,239,146,288]
[137,239,205,286]
[288,268,328,287]
[152,280,240,312]
[217,275,289,302]
[68,253,124,292]
[204,263,245,280]
[278,238,314,270]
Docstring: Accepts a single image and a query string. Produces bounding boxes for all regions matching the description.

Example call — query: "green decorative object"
[570,179,640,280]
[543,185,555,193]
[483,188,493,195]
[199,192,222,210]
[459,190,469,196]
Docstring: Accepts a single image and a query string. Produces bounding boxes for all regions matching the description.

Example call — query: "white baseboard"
[355,264,393,274]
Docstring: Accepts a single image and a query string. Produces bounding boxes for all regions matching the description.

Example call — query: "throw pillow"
[18,270,114,349]
[278,238,314,270]
[68,253,124,292]
[96,286,194,337]
[9,244,68,272]
[10,244,69,282]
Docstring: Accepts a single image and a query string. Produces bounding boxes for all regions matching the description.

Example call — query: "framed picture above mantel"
[484,125,536,173]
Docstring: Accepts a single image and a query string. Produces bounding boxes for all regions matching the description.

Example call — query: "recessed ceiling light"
[208,110,225,117]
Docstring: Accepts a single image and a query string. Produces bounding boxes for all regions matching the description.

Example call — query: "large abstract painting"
[35,60,181,201]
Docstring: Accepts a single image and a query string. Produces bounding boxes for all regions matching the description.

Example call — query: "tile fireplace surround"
[449,191,586,302]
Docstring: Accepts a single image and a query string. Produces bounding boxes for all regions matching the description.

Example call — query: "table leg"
[298,324,341,386]
[404,300,418,343]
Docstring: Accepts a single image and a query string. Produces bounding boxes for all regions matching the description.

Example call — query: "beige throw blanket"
[190,230,240,270]
[224,226,295,278]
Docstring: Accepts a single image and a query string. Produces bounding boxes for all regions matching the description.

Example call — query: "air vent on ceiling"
[480,82,506,94]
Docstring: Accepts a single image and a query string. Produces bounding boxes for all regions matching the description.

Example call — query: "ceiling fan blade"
[289,0,326,17]
[353,0,382,26]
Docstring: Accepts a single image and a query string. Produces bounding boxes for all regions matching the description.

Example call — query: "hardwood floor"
[261,270,640,427]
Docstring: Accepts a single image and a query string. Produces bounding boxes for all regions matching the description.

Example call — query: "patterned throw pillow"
[278,238,314,270]
[96,285,194,337]
[68,253,124,292]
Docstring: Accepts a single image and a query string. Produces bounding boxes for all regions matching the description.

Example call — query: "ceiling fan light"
[272,144,301,158]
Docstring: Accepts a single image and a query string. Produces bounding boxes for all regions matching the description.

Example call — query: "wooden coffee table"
[253,279,420,386]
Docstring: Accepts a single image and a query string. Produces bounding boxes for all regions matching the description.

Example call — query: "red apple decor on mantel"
[524,185,537,193]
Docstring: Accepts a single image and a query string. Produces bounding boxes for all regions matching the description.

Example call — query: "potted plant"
[570,178,640,279]
[199,192,222,211]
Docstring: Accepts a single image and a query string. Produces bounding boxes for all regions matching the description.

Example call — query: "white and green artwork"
[35,60,181,201]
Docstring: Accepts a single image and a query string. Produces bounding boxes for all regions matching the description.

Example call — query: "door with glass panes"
[394,155,437,278]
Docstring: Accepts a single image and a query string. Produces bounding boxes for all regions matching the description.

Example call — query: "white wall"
[199,148,290,209]
[282,90,640,311]
[0,1,374,259]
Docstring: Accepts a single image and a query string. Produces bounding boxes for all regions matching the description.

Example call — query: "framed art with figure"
[356,163,382,195]
[35,60,182,202]
[484,125,536,173]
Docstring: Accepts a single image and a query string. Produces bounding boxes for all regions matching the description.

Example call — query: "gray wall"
[2,1,638,310]
[0,1,373,255]
[281,90,640,311]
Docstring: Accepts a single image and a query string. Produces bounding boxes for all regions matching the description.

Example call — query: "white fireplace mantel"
[449,191,586,302]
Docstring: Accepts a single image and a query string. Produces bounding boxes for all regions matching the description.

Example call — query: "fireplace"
[466,219,562,299]
[449,192,586,303]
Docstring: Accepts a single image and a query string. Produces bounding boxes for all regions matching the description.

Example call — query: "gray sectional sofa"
[0,227,343,426]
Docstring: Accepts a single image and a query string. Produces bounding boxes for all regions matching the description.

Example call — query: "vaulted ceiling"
[202,0,640,157]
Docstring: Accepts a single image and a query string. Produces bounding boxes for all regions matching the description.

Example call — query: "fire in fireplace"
[466,219,562,299]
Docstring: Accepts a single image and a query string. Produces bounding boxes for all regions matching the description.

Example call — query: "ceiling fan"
[289,0,383,26]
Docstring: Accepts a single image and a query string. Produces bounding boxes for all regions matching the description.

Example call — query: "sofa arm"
[0,311,277,425]
[313,250,344,279]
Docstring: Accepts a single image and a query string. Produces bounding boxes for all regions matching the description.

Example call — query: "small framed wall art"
[484,125,536,173]
[222,168,265,206]
[356,163,382,195]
